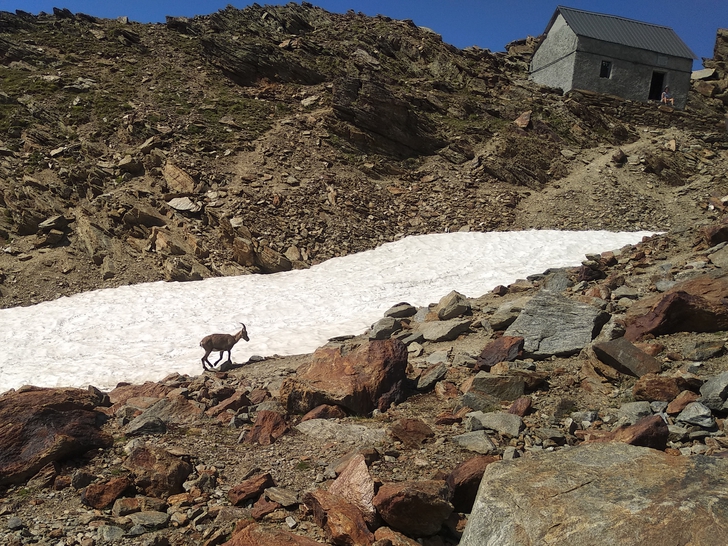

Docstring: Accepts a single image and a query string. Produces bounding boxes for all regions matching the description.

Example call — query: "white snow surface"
[0,230,653,393]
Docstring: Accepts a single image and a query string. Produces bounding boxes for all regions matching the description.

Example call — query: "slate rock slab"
[0,387,113,486]
[505,291,608,358]
[460,443,728,546]
[592,337,662,378]
[417,318,472,342]
[296,419,387,445]
[699,371,728,411]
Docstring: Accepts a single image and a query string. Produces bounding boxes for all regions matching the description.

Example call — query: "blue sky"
[4,1,726,67]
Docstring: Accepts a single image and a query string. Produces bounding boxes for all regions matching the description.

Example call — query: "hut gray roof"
[547,6,696,59]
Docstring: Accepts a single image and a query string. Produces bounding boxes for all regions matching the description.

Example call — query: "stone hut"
[530,6,696,109]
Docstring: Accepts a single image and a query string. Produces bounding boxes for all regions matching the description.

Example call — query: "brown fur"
[200,323,249,370]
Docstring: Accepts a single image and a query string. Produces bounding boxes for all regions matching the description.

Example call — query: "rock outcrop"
[461,443,728,545]
[0,387,113,485]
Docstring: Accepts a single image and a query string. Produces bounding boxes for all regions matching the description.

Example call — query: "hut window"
[600,60,612,78]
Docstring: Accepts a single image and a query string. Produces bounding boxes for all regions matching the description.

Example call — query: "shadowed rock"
[123,445,193,497]
[446,455,500,513]
[0,387,113,486]
[373,480,453,537]
[330,78,446,158]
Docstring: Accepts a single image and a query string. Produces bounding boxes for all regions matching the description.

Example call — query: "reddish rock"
[123,396,162,410]
[243,410,289,445]
[492,285,508,296]
[624,275,728,341]
[389,418,434,448]
[701,223,728,247]
[111,495,166,517]
[223,522,324,546]
[108,382,172,406]
[632,374,682,402]
[666,390,700,415]
[248,389,270,405]
[229,473,275,506]
[372,480,453,537]
[280,339,408,415]
[374,526,420,546]
[446,456,499,513]
[123,445,193,498]
[53,475,72,490]
[474,336,524,372]
[591,415,668,451]
[303,489,375,546]
[507,396,532,417]
[328,454,377,525]
[435,411,462,425]
[301,404,347,422]
[434,381,459,401]
[0,387,113,486]
[82,476,134,509]
[251,497,280,520]
[592,337,662,377]
[332,448,380,475]
[206,390,252,418]
[514,110,532,129]
[634,342,664,357]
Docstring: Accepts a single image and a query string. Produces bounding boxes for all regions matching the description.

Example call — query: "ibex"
[200,323,249,371]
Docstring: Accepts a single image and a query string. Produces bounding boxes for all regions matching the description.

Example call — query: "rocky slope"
[2,5,728,546]
[0,5,726,307]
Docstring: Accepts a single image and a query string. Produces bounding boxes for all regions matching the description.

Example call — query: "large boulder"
[0,387,113,486]
[372,480,453,537]
[505,291,609,358]
[123,445,193,498]
[328,454,377,526]
[303,489,375,546]
[460,443,728,545]
[280,339,408,415]
[624,274,728,341]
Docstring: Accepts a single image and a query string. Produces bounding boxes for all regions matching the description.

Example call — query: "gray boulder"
[417,318,471,342]
[699,371,728,411]
[505,291,609,358]
[676,402,716,429]
[435,290,471,320]
[461,443,728,546]
[466,411,524,438]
